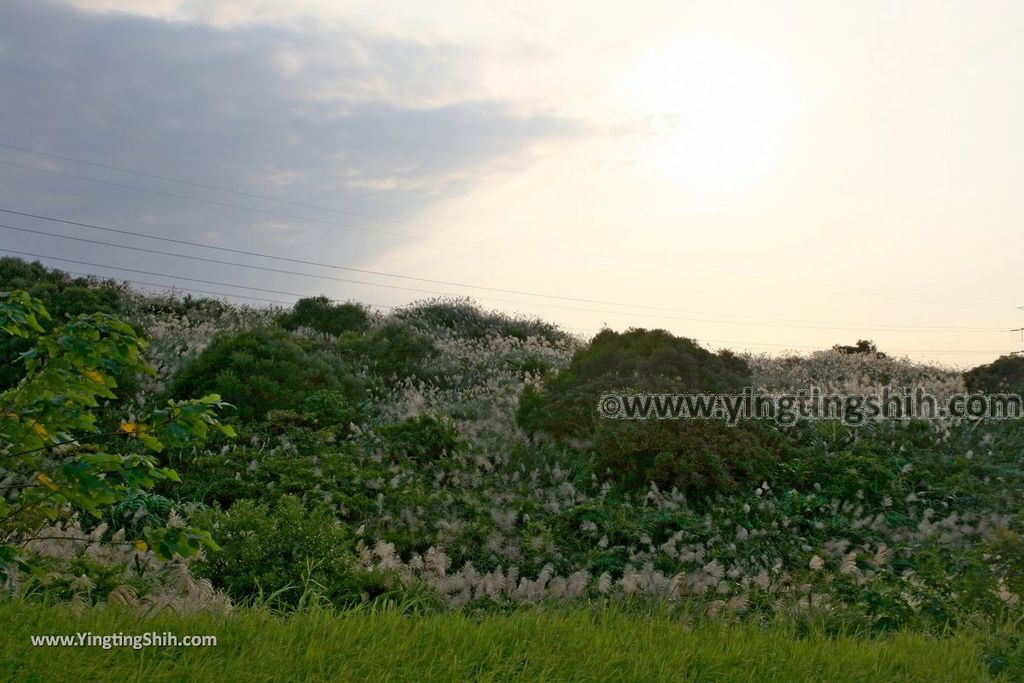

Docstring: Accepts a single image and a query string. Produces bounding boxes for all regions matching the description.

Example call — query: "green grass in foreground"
[0,603,1016,682]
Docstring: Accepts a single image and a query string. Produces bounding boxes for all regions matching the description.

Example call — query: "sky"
[0,0,1021,366]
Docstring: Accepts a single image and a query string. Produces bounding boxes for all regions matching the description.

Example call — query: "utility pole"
[1013,306,1024,356]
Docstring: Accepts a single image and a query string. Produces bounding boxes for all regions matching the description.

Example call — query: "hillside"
[2,257,1023,679]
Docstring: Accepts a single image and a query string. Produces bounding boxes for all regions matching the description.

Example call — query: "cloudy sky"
[1,0,1021,365]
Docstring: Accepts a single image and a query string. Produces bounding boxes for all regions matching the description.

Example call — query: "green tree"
[280,296,371,337]
[832,339,886,357]
[0,257,130,390]
[338,321,438,383]
[167,327,363,422]
[0,290,233,569]
[517,328,778,495]
[965,355,1024,394]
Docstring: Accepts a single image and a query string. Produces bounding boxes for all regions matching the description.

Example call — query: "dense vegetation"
[0,287,232,571]
[0,258,132,391]
[517,328,776,494]
[2,257,1023,679]
[166,326,364,421]
[966,355,1024,394]
[278,295,371,337]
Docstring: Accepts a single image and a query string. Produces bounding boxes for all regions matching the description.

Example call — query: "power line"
[0,207,488,294]
[3,249,1008,357]
[128,285,291,306]
[0,221,458,298]
[1,157,1016,308]
[44,259,781,345]
[62,270,295,306]
[0,247,351,302]
[0,208,1008,333]
[2,223,1009,333]
[0,248,1011,356]
[0,142,447,233]
[0,159,480,248]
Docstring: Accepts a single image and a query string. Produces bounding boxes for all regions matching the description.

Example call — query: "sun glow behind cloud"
[616,31,807,208]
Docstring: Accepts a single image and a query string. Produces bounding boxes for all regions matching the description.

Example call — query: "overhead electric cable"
[0,209,1007,332]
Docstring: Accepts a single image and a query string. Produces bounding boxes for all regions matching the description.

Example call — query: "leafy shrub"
[0,258,129,319]
[378,415,467,461]
[338,321,439,382]
[502,353,554,379]
[518,328,779,495]
[832,339,886,357]
[518,328,753,440]
[593,418,783,495]
[104,490,174,538]
[965,355,1024,394]
[0,289,229,566]
[497,317,566,344]
[132,293,237,323]
[166,439,387,518]
[280,296,371,337]
[249,390,373,441]
[395,297,567,343]
[782,449,899,504]
[298,389,372,427]
[167,327,362,421]
[191,496,374,607]
[0,258,131,389]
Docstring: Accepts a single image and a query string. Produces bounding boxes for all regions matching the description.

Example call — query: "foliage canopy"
[0,289,231,568]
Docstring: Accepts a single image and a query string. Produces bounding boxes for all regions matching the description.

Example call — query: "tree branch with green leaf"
[0,289,235,568]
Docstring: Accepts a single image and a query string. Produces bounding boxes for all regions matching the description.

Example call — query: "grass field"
[1,603,1015,682]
